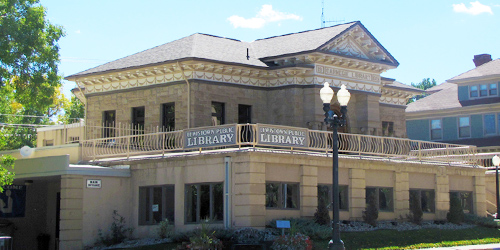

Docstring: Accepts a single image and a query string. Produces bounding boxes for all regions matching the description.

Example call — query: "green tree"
[59,95,85,124]
[407,78,437,104]
[447,194,465,224]
[0,155,15,193]
[0,0,65,150]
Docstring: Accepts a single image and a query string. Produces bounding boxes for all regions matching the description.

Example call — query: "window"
[139,185,175,225]
[450,191,473,213]
[103,110,116,138]
[484,114,496,135]
[490,83,498,96]
[238,104,252,124]
[132,106,145,133]
[317,184,348,210]
[430,119,442,140]
[470,86,478,98]
[409,189,435,213]
[185,183,223,223]
[211,102,225,126]
[366,187,393,211]
[266,182,299,209]
[43,139,54,146]
[458,117,471,138]
[480,84,488,97]
[382,121,394,136]
[162,103,175,131]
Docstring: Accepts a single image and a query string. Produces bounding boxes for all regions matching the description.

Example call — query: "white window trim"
[430,119,443,141]
[469,83,498,99]
[483,113,498,136]
[457,116,471,139]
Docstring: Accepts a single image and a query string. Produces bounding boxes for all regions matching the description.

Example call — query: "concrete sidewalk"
[421,243,500,250]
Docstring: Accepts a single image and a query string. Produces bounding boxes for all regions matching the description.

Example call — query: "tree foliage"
[363,192,378,227]
[59,95,84,124]
[0,0,65,150]
[408,192,423,225]
[447,194,465,224]
[407,78,437,104]
[314,195,331,226]
[0,155,15,192]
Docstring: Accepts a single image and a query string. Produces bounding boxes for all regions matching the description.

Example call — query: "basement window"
[185,183,223,223]
[139,185,175,225]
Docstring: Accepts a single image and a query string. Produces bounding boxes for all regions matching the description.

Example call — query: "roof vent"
[473,54,492,67]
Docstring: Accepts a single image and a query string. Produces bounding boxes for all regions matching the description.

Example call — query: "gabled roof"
[448,59,500,83]
[406,82,461,113]
[67,21,398,79]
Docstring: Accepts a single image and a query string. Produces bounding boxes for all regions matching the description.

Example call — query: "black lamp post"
[320,82,350,250]
[493,155,500,219]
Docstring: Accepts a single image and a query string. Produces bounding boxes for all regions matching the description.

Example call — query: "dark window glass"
[366,187,393,212]
[490,84,497,96]
[238,104,252,124]
[484,114,496,135]
[139,185,175,225]
[450,191,473,214]
[382,121,394,136]
[132,106,145,132]
[265,183,299,209]
[162,103,175,131]
[211,102,225,126]
[185,183,223,223]
[103,110,116,138]
[409,189,435,213]
[458,117,471,138]
[480,84,488,96]
[317,184,348,210]
[470,86,478,98]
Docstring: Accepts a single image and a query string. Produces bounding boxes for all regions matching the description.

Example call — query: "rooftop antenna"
[321,0,345,28]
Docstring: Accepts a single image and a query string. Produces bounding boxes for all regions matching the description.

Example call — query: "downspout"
[178,62,191,128]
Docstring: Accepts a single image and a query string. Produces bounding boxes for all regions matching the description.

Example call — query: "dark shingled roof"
[406,82,461,113]
[448,59,500,82]
[67,21,397,78]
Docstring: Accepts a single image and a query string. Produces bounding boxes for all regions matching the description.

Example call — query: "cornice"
[447,74,500,85]
[406,102,500,120]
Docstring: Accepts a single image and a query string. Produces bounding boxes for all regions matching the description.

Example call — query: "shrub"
[269,218,330,240]
[447,195,464,224]
[234,228,264,244]
[408,192,423,225]
[96,210,134,246]
[314,196,331,226]
[271,233,312,250]
[464,214,500,228]
[363,192,378,227]
[187,220,223,249]
[157,218,174,239]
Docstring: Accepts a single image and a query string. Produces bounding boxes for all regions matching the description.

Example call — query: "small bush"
[408,192,423,225]
[314,196,331,226]
[363,192,378,227]
[464,214,500,228]
[447,195,464,224]
[271,233,312,250]
[187,220,223,249]
[157,218,174,239]
[234,228,264,244]
[96,210,134,246]
[269,218,330,240]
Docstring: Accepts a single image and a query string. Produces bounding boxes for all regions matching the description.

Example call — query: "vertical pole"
[496,165,499,219]
[329,126,344,250]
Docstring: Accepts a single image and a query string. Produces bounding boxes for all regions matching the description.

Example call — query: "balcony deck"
[73,123,479,167]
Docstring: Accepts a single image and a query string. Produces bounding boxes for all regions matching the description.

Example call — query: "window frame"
[483,113,497,136]
[317,184,349,211]
[409,189,436,213]
[430,119,442,140]
[102,110,116,138]
[458,116,471,138]
[366,187,394,212]
[469,85,478,98]
[469,84,498,98]
[211,102,225,126]
[381,121,394,137]
[265,182,300,210]
[238,104,252,124]
[138,185,175,225]
[161,102,175,131]
[450,191,474,214]
[489,83,497,96]
[185,182,223,224]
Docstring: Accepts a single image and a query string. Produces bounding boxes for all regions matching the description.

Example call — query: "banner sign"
[0,185,26,218]
[184,125,237,148]
[257,125,308,147]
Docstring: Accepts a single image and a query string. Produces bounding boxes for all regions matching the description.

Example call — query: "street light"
[320,82,350,250]
[493,155,500,219]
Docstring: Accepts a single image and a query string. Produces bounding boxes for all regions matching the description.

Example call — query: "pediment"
[320,24,396,65]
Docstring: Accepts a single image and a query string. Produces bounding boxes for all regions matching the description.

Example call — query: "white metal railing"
[79,123,479,165]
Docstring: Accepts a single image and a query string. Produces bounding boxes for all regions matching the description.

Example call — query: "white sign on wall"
[86,179,102,188]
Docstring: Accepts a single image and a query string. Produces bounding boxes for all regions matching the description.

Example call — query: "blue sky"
[41,0,499,97]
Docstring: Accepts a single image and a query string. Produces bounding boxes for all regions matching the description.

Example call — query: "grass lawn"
[313,227,500,249]
[124,227,500,250]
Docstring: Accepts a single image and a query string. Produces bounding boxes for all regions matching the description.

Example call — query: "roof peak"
[254,21,359,42]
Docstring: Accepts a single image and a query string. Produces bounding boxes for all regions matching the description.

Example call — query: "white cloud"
[453,1,493,15]
[228,5,302,29]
